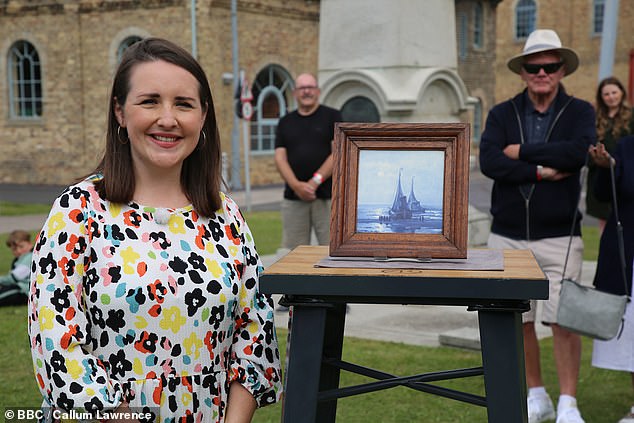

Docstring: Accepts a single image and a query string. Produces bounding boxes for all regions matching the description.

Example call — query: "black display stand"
[260,246,549,423]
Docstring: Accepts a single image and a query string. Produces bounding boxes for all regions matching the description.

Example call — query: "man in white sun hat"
[480,29,596,423]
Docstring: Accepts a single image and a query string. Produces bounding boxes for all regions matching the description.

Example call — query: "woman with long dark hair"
[28,38,282,422]
[587,76,634,234]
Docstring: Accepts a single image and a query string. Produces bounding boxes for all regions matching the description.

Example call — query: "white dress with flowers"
[28,176,282,422]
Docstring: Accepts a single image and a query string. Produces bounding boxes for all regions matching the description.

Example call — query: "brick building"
[495,0,634,107]
[455,0,501,148]
[2,0,632,187]
[0,0,319,186]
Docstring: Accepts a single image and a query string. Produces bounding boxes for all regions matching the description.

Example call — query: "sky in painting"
[356,149,445,208]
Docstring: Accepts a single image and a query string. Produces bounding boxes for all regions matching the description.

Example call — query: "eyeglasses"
[295,85,318,91]
[522,61,564,74]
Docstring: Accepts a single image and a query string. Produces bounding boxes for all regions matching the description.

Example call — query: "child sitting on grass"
[0,230,33,306]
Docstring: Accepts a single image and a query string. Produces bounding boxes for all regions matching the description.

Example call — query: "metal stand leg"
[281,303,329,423]
[478,308,528,423]
[316,303,347,422]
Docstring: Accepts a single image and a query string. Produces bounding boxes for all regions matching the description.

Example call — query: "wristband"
[536,165,543,182]
[311,172,324,185]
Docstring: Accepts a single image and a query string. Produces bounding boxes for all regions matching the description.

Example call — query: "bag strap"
[560,154,588,284]
[608,157,631,297]
[561,152,630,298]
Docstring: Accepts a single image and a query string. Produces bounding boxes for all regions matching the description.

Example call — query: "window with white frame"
[593,0,605,35]
[458,12,468,59]
[473,99,483,146]
[473,2,484,48]
[249,65,294,153]
[117,36,143,62]
[8,40,42,119]
[341,96,380,123]
[515,0,536,39]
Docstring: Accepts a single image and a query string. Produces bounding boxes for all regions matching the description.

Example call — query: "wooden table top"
[263,246,545,281]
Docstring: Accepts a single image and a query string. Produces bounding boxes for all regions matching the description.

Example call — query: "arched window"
[515,0,536,39]
[593,0,605,35]
[473,2,484,48]
[8,40,42,119]
[249,65,294,153]
[117,36,143,62]
[473,99,483,146]
[341,96,380,123]
[458,12,468,59]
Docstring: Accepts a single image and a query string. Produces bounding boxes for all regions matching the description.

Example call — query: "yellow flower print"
[135,316,148,329]
[75,262,85,277]
[239,285,248,308]
[39,306,55,330]
[183,332,203,359]
[181,392,193,407]
[208,260,223,278]
[247,321,259,335]
[168,215,186,234]
[228,245,239,257]
[109,203,122,218]
[159,306,187,333]
[133,358,144,375]
[66,359,83,380]
[120,246,141,275]
[47,212,66,237]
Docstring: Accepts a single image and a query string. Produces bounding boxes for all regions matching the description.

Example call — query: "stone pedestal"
[318,0,476,122]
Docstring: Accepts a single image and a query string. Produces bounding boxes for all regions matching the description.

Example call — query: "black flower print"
[184,288,207,317]
[105,309,126,333]
[208,305,225,330]
[50,286,72,313]
[208,220,223,242]
[149,231,171,249]
[50,350,67,373]
[188,252,207,271]
[108,349,132,378]
[29,180,282,421]
[56,392,75,411]
[104,224,125,244]
[169,256,188,274]
[134,331,159,354]
[38,252,57,279]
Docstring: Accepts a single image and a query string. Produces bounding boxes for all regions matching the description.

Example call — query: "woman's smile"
[114,59,206,174]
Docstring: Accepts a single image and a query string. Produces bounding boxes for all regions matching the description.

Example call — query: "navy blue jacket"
[593,136,634,295]
[479,87,596,240]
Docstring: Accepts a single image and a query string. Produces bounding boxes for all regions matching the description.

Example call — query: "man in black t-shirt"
[274,73,342,251]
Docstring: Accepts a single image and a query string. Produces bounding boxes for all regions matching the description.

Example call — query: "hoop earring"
[117,126,128,144]
[197,131,207,150]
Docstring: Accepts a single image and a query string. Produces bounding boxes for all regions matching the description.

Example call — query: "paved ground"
[0,168,597,349]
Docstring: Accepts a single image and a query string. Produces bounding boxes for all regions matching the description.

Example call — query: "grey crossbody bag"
[557,155,630,340]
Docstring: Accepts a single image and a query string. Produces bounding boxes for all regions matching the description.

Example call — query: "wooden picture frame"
[329,122,470,259]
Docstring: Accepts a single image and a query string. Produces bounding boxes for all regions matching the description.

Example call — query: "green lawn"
[243,211,282,256]
[581,224,600,261]
[0,200,600,261]
[2,303,632,421]
[0,202,52,216]
[0,207,616,420]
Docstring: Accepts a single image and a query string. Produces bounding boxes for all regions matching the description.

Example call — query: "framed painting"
[329,122,470,259]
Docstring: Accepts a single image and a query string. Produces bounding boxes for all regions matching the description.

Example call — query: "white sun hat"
[507,29,579,76]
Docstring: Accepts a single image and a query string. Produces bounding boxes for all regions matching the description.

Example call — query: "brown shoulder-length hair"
[595,76,633,141]
[93,37,223,217]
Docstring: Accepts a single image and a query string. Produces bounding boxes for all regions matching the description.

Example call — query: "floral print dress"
[28,177,282,422]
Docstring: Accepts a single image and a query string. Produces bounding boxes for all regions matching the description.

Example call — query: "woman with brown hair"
[28,38,282,422]
[587,76,634,234]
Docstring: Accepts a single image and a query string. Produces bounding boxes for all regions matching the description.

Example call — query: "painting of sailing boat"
[356,150,444,234]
